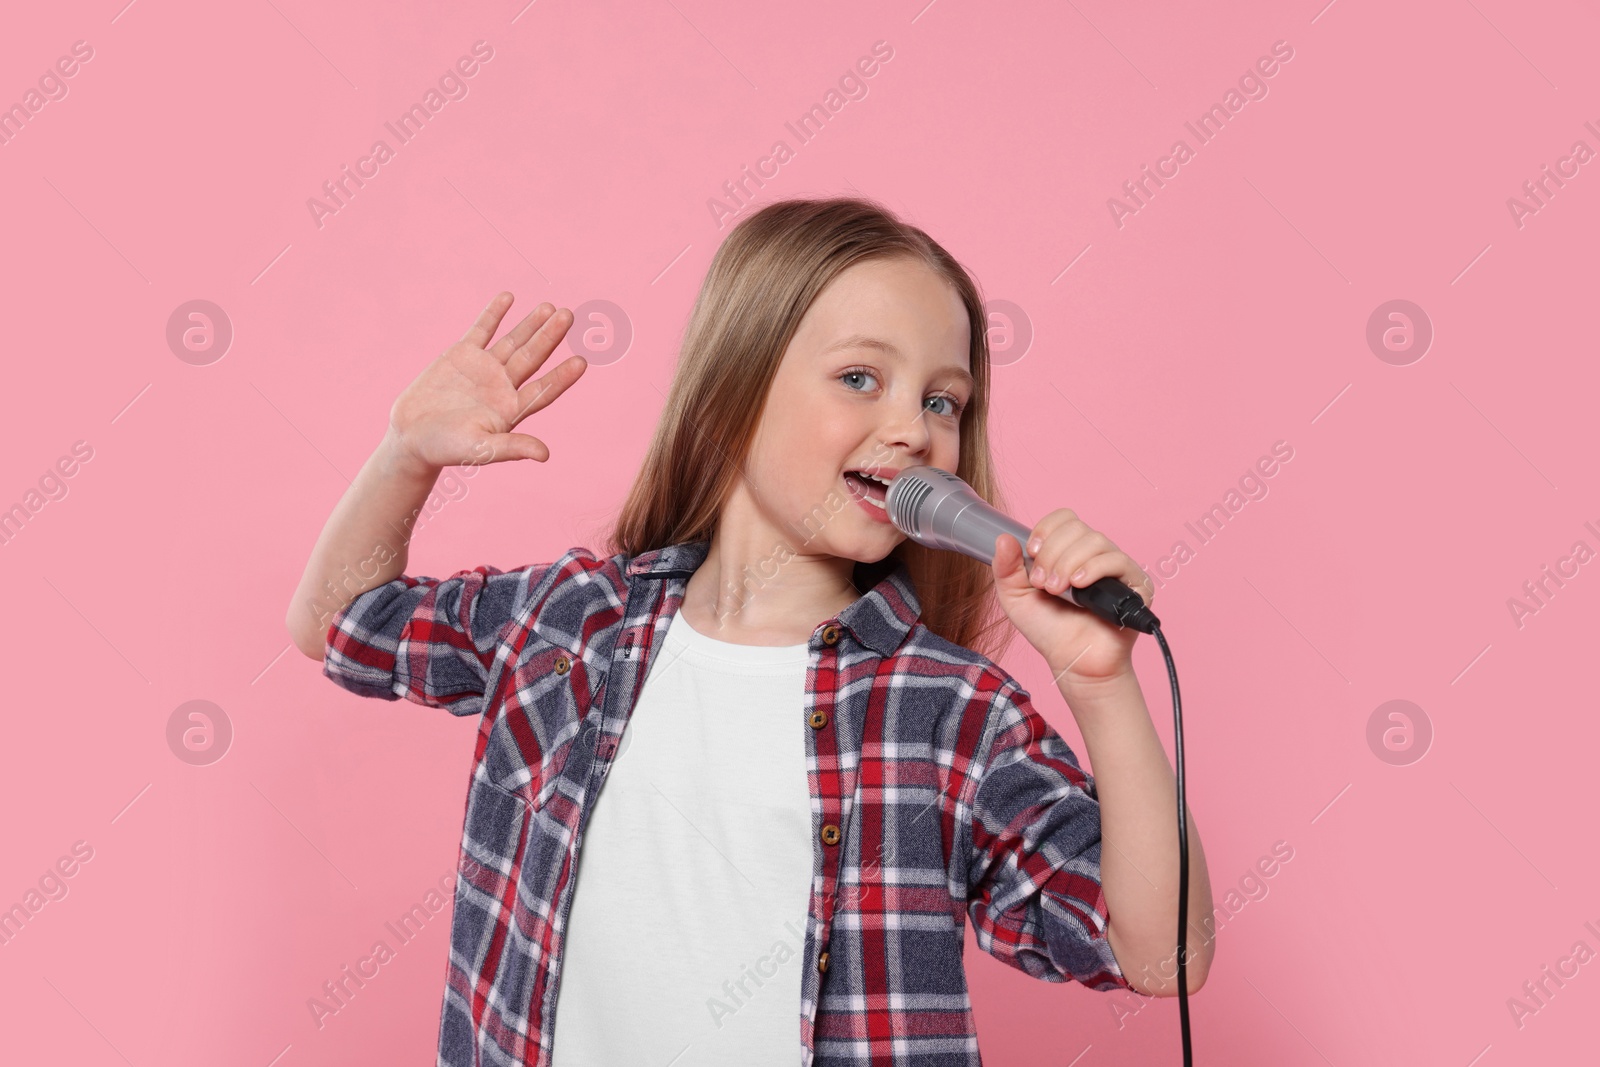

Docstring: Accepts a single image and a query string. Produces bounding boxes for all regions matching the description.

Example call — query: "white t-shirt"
[550,609,814,1066]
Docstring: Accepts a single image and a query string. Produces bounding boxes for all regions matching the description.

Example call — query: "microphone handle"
[951,506,1160,635]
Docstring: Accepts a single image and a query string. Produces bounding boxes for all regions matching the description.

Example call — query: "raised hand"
[386,292,586,471]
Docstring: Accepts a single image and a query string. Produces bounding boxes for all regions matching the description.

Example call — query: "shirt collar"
[625,537,921,658]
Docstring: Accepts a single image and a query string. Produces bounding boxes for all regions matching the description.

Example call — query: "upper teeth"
[855,471,891,486]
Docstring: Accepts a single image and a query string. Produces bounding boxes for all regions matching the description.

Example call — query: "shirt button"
[817,949,830,973]
[820,823,840,846]
[809,710,828,729]
[820,624,841,646]
[554,654,570,674]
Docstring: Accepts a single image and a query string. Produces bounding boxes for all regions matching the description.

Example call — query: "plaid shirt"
[322,536,1133,1066]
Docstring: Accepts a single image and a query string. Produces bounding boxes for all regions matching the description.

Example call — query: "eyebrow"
[822,335,976,392]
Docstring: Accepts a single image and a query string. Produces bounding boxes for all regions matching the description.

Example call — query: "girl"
[288,196,1213,1067]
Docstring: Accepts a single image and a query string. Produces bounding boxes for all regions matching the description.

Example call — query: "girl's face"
[742,255,975,562]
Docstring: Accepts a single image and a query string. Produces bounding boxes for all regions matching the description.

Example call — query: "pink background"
[2,0,1596,1063]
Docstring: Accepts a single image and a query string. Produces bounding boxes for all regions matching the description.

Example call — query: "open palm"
[388,292,587,470]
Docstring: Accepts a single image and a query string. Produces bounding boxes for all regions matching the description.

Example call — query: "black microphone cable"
[1153,622,1192,1066]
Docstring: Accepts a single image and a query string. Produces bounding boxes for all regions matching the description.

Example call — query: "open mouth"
[844,469,891,510]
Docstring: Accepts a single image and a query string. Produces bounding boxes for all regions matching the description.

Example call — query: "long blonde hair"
[604,196,1016,663]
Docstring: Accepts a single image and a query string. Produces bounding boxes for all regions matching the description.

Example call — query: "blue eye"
[926,395,962,417]
[840,369,878,392]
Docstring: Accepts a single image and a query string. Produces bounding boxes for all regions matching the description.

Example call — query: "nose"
[878,397,933,458]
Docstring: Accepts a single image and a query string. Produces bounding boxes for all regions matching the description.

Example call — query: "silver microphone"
[885,465,1159,634]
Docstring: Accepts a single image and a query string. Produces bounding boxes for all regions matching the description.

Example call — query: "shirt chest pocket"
[481,638,604,809]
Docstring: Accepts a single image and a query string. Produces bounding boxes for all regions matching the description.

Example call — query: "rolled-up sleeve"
[322,562,550,717]
[965,678,1133,991]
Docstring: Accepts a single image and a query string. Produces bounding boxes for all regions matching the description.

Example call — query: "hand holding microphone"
[884,465,1159,635]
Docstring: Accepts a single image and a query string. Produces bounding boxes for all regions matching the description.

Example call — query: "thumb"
[990,533,1030,591]
[481,432,550,463]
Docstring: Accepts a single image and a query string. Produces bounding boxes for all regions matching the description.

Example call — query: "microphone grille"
[886,467,940,535]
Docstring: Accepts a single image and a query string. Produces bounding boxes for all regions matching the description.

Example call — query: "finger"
[1022,508,1082,559]
[1032,529,1113,592]
[990,532,1021,571]
[509,353,588,427]
[506,307,576,388]
[461,292,515,349]
[1025,516,1095,585]
[1052,550,1142,599]
[481,432,550,463]
[990,534,1032,590]
[488,301,558,365]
